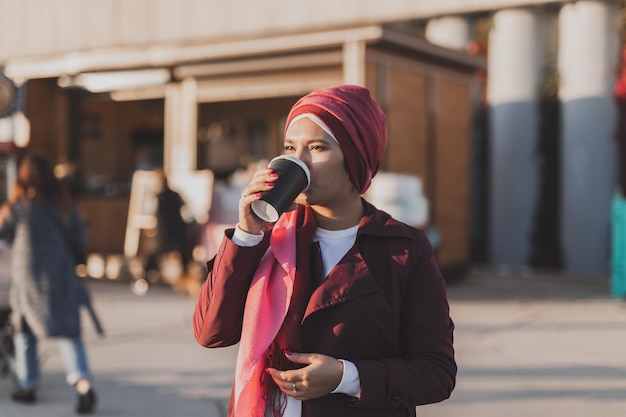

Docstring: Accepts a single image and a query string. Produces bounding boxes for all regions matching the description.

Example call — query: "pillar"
[559,0,620,273]
[488,8,542,268]
[164,77,198,174]
[343,40,366,86]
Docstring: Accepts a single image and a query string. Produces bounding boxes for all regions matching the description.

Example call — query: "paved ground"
[421,270,626,417]
[1,269,625,417]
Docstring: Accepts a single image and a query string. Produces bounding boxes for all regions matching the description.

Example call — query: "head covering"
[285,84,387,194]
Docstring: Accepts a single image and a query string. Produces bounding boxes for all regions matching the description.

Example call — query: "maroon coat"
[193,201,456,416]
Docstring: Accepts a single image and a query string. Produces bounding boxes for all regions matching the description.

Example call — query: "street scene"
[1,270,624,417]
[1,1,626,416]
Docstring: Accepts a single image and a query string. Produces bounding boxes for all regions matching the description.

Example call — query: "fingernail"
[255,193,262,198]
[284,349,292,356]
[265,368,271,374]
[271,173,279,179]
[267,183,275,187]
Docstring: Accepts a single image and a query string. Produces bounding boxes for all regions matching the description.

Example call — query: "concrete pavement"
[0,280,236,417]
[1,269,625,417]
[422,270,626,417]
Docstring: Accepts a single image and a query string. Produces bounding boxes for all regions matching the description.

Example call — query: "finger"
[251,168,279,184]
[265,367,282,380]
[239,192,262,202]
[266,367,300,382]
[241,171,278,200]
[285,350,315,365]
[266,368,303,397]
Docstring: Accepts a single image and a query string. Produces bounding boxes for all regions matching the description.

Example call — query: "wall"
[367,49,473,272]
[0,0,564,63]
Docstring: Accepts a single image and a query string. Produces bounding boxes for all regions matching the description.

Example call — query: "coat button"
[391,389,404,402]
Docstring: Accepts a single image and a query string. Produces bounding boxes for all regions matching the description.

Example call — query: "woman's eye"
[283,145,295,152]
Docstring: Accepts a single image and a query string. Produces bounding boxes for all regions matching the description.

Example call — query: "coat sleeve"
[193,228,270,348]
[351,234,457,408]
[69,206,88,249]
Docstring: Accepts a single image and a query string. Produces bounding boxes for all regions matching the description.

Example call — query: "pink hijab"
[285,84,388,194]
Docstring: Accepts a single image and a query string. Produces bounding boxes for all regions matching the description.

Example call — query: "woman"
[193,85,456,417]
[0,154,98,414]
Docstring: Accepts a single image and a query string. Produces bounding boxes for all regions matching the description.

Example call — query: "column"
[164,78,198,174]
[559,0,620,273]
[343,40,366,86]
[425,16,471,51]
[488,8,542,268]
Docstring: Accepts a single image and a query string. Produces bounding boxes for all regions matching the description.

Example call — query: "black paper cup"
[251,155,311,222]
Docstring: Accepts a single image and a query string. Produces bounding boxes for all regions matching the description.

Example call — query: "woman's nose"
[293,147,307,161]
[292,149,312,172]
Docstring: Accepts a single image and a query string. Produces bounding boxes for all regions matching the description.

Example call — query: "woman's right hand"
[238,167,279,235]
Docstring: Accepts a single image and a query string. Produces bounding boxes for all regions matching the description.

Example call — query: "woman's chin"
[295,192,312,206]
[294,199,309,207]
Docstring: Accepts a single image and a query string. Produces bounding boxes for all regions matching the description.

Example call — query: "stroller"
[0,239,14,377]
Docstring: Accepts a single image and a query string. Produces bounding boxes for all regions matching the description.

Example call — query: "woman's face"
[283,117,355,208]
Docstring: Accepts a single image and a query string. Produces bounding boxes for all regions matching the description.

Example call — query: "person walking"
[144,168,191,280]
[193,85,456,416]
[0,153,99,414]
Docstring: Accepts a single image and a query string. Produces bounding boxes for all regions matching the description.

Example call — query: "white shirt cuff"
[232,224,264,247]
[331,359,361,398]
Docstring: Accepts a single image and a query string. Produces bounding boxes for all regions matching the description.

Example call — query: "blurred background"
[1,0,625,287]
[0,1,626,416]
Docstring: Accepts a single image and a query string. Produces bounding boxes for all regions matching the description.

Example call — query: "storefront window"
[197,117,273,179]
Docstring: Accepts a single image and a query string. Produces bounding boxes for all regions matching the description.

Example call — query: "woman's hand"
[266,351,344,401]
[238,168,279,235]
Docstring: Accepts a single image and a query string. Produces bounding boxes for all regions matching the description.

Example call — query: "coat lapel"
[301,200,414,320]
[303,245,379,319]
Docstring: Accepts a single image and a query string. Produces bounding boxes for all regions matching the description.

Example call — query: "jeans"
[14,319,92,389]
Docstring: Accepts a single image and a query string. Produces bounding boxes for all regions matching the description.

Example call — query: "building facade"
[0,0,621,276]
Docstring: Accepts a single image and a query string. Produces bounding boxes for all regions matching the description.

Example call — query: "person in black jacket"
[144,169,191,280]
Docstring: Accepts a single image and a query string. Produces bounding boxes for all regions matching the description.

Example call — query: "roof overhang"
[4,26,382,81]
[4,25,484,83]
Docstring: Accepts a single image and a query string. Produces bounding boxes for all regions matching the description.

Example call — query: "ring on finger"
[292,382,297,393]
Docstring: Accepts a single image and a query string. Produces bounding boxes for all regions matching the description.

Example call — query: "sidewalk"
[422,269,626,417]
[0,280,236,417]
[1,270,625,417]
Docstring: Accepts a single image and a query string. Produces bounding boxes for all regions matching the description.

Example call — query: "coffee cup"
[251,155,311,222]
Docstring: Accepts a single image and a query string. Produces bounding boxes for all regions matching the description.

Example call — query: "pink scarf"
[232,206,317,417]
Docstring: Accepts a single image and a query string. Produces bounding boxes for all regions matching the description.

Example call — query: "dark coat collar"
[302,199,416,320]
[357,199,416,240]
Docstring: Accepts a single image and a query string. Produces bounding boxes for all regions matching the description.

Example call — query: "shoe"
[11,387,37,404]
[76,388,97,414]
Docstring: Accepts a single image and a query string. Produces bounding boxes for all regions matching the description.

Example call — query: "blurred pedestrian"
[144,168,192,280]
[0,153,99,414]
[193,85,456,416]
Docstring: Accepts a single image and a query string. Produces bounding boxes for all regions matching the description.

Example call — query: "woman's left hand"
[266,351,344,401]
